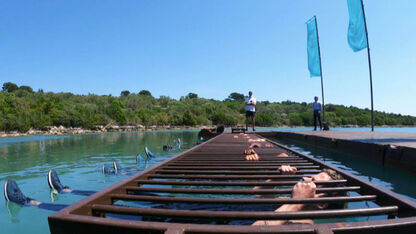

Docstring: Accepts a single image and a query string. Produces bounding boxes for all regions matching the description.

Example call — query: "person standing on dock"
[313,96,322,131]
[245,91,256,131]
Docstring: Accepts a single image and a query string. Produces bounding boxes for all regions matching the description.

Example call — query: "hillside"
[1,82,415,132]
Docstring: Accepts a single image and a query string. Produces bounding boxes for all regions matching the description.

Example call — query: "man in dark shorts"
[313,96,322,131]
[245,91,256,131]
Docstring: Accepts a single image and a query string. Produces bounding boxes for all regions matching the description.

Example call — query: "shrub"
[256,113,275,126]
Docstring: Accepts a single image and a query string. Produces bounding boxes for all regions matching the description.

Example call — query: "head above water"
[314,96,318,102]
[302,169,343,183]
[302,169,346,210]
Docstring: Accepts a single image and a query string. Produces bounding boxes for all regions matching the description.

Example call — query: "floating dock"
[48,132,416,234]
[262,130,416,174]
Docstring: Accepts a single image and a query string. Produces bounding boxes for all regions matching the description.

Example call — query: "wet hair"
[322,169,344,181]
[322,169,348,209]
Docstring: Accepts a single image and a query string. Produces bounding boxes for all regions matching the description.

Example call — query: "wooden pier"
[48,132,416,234]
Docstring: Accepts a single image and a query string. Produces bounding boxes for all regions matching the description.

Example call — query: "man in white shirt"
[245,91,256,131]
[313,96,322,131]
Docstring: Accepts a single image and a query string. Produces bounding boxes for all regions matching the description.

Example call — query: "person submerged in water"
[4,160,132,210]
[4,170,95,211]
[252,167,345,225]
[3,145,161,214]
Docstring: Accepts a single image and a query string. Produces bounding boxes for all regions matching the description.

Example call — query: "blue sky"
[1,0,415,116]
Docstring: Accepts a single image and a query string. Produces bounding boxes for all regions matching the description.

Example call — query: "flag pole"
[360,0,374,131]
[314,16,325,122]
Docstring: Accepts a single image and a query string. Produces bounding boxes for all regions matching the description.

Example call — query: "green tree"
[106,101,126,125]
[186,93,198,99]
[210,112,237,126]
[155,112,169,125]
[227,92,244,101]
[120,90,130,97]
[1,87,415,132]
[288,113,302,126]
[138,90,152,97]
[2,82,19,92]
[19,85,34,93]
[136,109,153,125]
[299,112,313,126]
[256,113,275,126]
[182,111,197,125]
[356,114,370,126]
[158,95,171,107]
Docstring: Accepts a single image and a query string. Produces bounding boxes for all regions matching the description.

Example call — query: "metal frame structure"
[48,132,416,234]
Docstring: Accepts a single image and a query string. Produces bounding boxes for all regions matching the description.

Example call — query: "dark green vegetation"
[1,82,415,132]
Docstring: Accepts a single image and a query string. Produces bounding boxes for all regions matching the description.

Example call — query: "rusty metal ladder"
[49,132,416,234]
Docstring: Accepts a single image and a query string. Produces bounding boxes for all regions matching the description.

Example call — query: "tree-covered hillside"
[1,82,415,132]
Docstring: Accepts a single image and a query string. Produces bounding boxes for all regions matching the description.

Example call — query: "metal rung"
[147,174,306,180]
[125,186,360,195]
[160,166,321,170]
[186,153,296,156]
[111,194,377,204]
[167,163,315,166]
[154,169,322,175]
[171,157,309,165]
[173,159,309,162]
[136,179,347,186]
[92,205,398,220]
[180,157,301,160]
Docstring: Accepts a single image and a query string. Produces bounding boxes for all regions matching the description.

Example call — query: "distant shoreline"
[1,125,415,138]
[0,125,204,138]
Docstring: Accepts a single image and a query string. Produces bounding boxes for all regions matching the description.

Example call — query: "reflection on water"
[0,130,200,234]
[270,137,416,202]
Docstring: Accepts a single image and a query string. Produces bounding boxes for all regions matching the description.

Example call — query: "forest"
[1,82,415,132]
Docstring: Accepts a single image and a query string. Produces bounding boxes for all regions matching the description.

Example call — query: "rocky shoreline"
[0,125,211,138]
[0,124,413,138]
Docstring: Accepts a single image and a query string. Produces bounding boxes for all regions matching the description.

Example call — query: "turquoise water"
[270,137,416,202]
[0,130,200,234]
[256,127,416,132]
[1,128,416,232]
[264,135,416,224]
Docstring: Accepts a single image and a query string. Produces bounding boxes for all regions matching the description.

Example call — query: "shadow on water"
[269,137,416,202]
